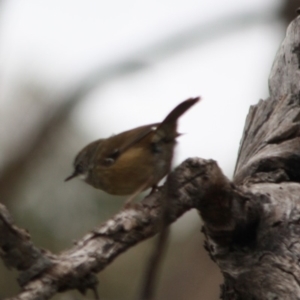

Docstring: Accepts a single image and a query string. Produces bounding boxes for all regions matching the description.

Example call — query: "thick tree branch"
[2,158,235,300]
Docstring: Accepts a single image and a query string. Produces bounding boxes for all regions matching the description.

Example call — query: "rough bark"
[217,16,300,299]
[1,158,229,300]
[1,13,300,300]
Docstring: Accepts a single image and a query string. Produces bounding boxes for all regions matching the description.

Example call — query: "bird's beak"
[64,171,78,182]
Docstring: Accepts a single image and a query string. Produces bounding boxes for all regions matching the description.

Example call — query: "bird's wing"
[118,123,160,153]
[102,123,160,161]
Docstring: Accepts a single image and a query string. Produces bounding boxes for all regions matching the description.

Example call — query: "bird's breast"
[88,142,174,195]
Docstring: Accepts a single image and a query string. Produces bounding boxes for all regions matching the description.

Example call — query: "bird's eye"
[111,149,120,159]
[75,164,84,174]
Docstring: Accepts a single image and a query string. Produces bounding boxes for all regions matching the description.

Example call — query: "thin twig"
[139,226,170,300]
[138,182,172,300]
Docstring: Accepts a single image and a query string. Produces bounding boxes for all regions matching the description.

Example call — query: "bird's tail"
[154,97,200,142]
[162,97,200,125]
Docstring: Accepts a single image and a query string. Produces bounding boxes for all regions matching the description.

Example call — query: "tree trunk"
[212,15,300,299]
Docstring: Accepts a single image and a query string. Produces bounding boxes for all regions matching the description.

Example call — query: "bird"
[65,97,200,201]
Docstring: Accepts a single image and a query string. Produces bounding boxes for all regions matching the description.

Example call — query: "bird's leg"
[149,185,158,195]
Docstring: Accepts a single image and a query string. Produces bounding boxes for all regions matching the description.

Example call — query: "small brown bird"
[65,97,200,198]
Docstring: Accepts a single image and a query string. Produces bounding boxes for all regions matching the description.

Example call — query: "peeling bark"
[214,16,300,299]
[1,158,228,300]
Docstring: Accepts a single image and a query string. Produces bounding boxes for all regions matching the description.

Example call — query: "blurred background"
[0,0,297,299]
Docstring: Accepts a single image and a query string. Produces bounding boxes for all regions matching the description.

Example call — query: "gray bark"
[1,13,300,300]
[218,16,300,299]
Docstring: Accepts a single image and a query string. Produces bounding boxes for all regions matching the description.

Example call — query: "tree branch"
[2,158,234,300]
